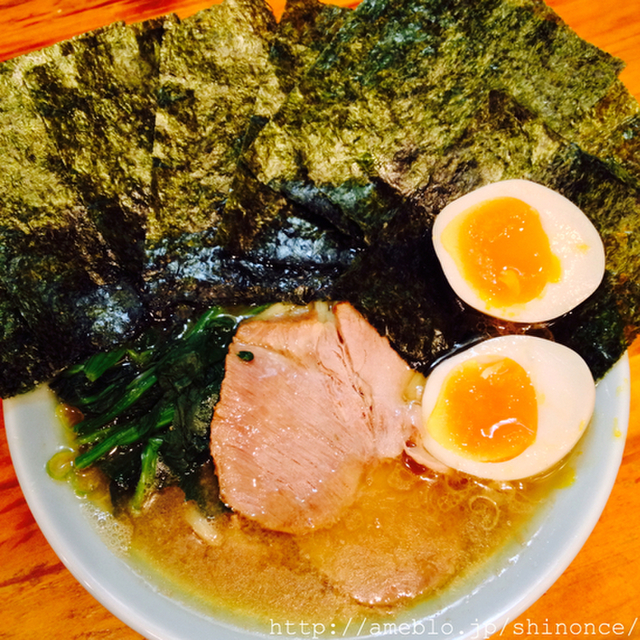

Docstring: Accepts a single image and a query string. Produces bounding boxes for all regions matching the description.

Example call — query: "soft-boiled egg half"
[418,335,595,480]
[432,179,605,323]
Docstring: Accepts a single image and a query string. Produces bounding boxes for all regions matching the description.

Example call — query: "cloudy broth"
[118,455,568,630]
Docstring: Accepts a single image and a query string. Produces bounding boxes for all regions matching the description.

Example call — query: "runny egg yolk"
[441,197,562,309]
[426,356,537,463]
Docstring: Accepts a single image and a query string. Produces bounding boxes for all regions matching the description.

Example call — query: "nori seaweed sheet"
[143,0,278,313]
[226,0,640,379]
[217,0,353,255]
[144,215,356,313]
[242,0,626,239]
[1,0,640,397]
[148,0,277,246]
[244,0,349,148]
[17,18,170,282]
[213,0,354,272]
[0,288,60,397]
[0,55,146,397]
[145,0,357,314]
[569,78,640,188]
[217,0,351,254]
[331,91,637,380]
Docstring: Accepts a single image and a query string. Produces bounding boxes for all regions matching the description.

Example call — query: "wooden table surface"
[1,1,639,638]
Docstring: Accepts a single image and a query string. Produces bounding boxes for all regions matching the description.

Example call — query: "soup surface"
[121,456,566,629]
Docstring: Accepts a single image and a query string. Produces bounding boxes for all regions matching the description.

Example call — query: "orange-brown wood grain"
[0,0,289,64]
[1,1,639,639]
[545,0,640,98]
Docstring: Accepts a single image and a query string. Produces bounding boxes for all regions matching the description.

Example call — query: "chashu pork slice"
[332,301,418,460]
[210,301,418,534]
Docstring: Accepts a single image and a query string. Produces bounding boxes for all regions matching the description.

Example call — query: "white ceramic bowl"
[4,353,630,640]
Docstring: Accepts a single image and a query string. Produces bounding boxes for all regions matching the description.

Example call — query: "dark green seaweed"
[2,0,639,402]
[0,57,147,397]
[143,0,279,313]
[144,213,357,315]
[566,78,640,189]
[18,18,170,282]
[215,0,355,280]
[145,0,357,314]
[332,92,638,380]
[242,0,349,149]
[242,0,625,238]
[0,289,62,397]
[148,0,277,247]
[0,226,146,358]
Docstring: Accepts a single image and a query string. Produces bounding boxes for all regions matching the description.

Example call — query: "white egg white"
[418,335,596,481]
[432,179,606,323]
